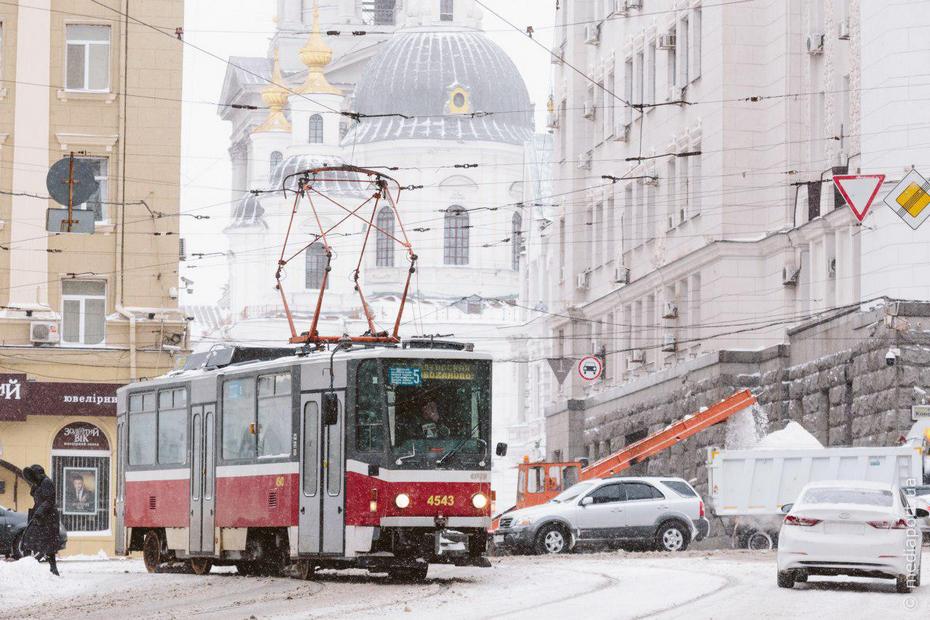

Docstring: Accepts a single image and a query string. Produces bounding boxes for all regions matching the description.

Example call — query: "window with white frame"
[679,152,690,223]
[305,242,330,289]
[375,206,395,267]
[443,206,469,265]
[691,6,702,82]
[622,183,632,254]
[666,157,677,229]
[666,30,676,100]
[605,67,615,139]
[634,50,644,114]
[646,178,656,241]
[440,0,454,21]
[270,151,283,178]
[511,212,523,271]
[645,41,656,107]
[308,114,324,144]
[677,17,689,88]
[624,58,633,126]
[65,24,110,91]
[75,157,108,222]
[61,280,106,346]
[691,141,702,216]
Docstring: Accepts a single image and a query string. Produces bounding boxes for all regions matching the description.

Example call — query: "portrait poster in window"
[62,466,97,515]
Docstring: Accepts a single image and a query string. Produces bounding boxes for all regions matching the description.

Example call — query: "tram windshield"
[357,358,491,465]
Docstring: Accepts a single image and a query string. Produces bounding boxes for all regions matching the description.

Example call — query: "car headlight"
[395,493,411,509]
[471,493,489,510]
[514,517,533,527]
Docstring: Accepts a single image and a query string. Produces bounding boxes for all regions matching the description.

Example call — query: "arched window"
[375,207,395,267]
[305,242,329,289]
[308,114,324,144]
[512,212,523,271]
[269,151,282,177]
[443,206,469,266]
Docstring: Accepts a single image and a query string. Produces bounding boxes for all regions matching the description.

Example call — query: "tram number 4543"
[426,495,455,507]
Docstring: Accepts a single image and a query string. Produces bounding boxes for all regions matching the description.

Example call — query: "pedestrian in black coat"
[21,464,61,575]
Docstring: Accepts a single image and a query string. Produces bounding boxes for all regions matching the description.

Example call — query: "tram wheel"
[190,557,213,575]
[142,531,162,573]
[296,560,315,580]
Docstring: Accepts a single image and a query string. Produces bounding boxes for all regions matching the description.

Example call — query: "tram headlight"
[471,493,489,510]
[395,493,411,509]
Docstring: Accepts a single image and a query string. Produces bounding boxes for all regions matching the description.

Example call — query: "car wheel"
[535,524,569,555]
[896,574,913,594]
[795,571,808,583]
[777,570,796,589]
[747,530,774,551]
[11,532,25,560]
[142,531,162,573]
[655,522,689,552]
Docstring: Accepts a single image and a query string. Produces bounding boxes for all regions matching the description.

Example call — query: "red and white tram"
[114,341,498,580]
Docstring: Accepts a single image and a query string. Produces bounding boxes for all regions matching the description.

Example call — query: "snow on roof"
[755,421,823,450]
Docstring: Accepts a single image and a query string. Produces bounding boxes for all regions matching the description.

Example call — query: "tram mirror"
[322,392,339,425]
[495,442,508,457]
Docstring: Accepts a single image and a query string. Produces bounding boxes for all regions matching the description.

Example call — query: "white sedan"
[776,480,928,593]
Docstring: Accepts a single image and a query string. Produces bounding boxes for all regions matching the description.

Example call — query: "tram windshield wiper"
[436,421,483,467]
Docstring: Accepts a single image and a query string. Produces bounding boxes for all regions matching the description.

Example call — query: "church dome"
[346,30,534,145]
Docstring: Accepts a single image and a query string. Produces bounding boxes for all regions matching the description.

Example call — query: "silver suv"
[494,477,709,554]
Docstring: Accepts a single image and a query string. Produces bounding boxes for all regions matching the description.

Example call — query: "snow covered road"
[0,550,924,619]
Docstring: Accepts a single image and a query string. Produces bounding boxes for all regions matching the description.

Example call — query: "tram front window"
[378,359,491,466]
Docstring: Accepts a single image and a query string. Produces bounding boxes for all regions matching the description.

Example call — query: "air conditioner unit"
[614,265,631,284]
[630,349,646,364]
[584,23,601,45]
[838,18,850,40]
[576,271,590,290]
[782,263,800,286]
[662,302,678,319]
[625,0,643,9]
[661,333,677,352]
[658,34,676,50]
[806,33,825,54]
[583,100,596,119]
[30,321,60,344]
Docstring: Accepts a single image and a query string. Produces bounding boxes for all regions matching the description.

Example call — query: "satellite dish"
[46,157,98,207]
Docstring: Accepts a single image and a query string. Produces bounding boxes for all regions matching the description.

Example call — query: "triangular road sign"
[547,358,574,385]
[833,174,885,222]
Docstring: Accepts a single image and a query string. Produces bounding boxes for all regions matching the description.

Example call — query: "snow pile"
[0,557,83,607]
[725,404,769,449]
[60,549,110,562]
[756,421,823,450]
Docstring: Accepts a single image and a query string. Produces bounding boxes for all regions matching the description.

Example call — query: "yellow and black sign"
[883,169,930,230]
[422,363,474,381]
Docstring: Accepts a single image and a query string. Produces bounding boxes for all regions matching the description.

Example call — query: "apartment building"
[0,0,187,555]
[520,0,869,459]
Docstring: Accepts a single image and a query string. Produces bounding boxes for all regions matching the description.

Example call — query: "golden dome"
[298,0,340,95]
[253,48,291,133]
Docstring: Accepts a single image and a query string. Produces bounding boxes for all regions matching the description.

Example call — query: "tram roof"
[118,344,492,394]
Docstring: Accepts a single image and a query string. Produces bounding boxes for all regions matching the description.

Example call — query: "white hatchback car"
[777,480,928,593]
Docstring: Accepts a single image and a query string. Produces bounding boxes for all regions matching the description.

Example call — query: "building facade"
[0,0,187,555]
[517,0,916,462]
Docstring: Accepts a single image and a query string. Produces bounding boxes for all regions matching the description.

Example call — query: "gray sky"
[179,1,554,307]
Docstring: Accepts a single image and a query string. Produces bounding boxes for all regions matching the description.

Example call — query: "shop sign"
[52,421,110,451]
[0,377,122,421]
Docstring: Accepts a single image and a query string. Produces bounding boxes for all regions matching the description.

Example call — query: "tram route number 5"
[578,355,603,381]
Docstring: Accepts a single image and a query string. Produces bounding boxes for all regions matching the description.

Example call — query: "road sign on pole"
[578,355,603,381]
[832,174,885,222]
[547,358,574,385]
[883,169,930,230]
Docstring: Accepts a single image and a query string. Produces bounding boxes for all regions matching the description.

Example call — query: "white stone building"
[522,0,930,460]
[214,0,538,450]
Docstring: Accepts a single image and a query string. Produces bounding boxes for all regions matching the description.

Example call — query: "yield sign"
[547,358,574,385]
[833,174,885,222]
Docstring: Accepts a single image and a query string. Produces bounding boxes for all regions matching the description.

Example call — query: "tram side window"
[327,401,342,496]
[129,392,156,465]
[157,388,188,464]
[355,360,384,452]
[222,378,256,460]
[257,372,292,458]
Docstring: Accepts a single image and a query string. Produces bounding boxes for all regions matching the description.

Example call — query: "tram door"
[115,418,127,554]
[298,393,345,555]
[189,404,217,554]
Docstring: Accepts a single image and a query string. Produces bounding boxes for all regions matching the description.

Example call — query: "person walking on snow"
[21,464,62,576]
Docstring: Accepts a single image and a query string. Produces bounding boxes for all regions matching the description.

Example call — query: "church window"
[443,206,469,266]
[512,212,523,271]
[305,242,329,289]
[309,114,324,144]
[375,207,395,267]
[269,151,282,178]
[440,0,454,22]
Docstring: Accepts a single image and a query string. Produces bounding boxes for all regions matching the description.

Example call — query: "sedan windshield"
[801,487,893,507]
[552,482,594,503]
